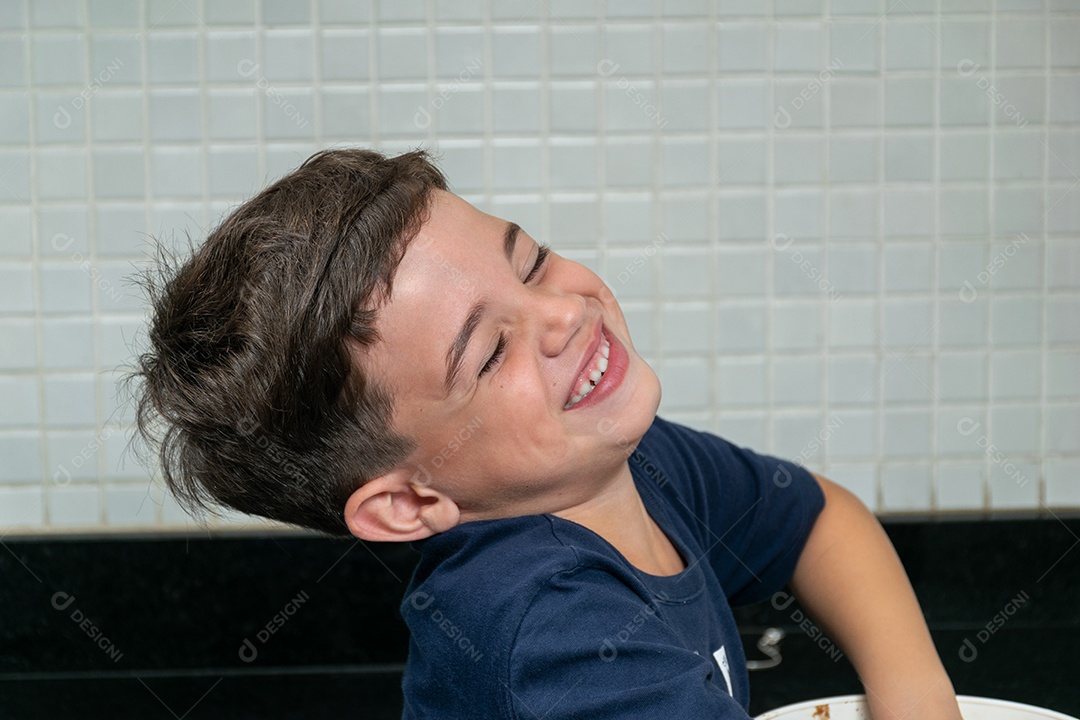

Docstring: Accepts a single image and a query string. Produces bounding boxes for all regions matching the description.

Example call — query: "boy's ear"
[344,467,461,542]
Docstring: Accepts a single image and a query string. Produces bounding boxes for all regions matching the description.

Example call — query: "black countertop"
[2,516,1077,719]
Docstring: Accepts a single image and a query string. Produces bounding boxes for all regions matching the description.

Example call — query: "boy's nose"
[535,291,587,357]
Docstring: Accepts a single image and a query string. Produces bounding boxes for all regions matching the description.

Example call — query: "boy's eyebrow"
[502,222,521,262]
[445,301,486,393]
[444,222,521,393]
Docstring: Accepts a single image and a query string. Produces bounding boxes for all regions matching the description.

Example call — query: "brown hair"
[131,148,448,537]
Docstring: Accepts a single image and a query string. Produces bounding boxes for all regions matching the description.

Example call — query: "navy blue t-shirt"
[399,416,826,719]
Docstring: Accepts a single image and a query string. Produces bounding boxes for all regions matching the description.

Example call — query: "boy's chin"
[634,359,663,417]
[597,364,662,450]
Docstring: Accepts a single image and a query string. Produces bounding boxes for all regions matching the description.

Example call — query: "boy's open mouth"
[564,330,611,410]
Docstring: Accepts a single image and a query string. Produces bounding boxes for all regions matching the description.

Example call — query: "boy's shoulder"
[408,512,577,588]
[629,414,750,511]
[403,512,636,618]
[630,414,735,482]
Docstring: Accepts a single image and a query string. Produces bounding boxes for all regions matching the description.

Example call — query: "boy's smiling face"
[358,189,661,525]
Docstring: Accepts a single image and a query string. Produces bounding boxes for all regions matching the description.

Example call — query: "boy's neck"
[552,463,686,577]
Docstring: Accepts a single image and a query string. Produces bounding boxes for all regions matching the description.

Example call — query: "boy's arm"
[788,473,963,720]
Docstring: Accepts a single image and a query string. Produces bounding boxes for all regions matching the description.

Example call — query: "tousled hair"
[131,148,448,537]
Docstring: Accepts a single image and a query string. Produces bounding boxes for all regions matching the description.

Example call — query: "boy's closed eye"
[477,243,551,379]
[523,244,550,283]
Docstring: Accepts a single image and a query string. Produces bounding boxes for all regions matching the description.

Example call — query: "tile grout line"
[873,0,885,512]
[27,0,47,530]
[1038,1,1050,512]
[764,0,776,454]
[984,0,997,512]
[930,0,941,512]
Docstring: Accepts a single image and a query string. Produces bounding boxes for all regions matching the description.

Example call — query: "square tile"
[663,24,709,74]
[772,301,823,350]
[717,80,767,128]
[938,352,988,402]
[0,485,44,526]
[828,243,877,294]
[717,22,766,72]
[884,77,933,127]
[772,356,822,406]
[0,432,43,482]
[827,409,878,460]
[148,33,198,84]
[661,303,711,353]
[935,462,986,510]
[829,134,878,182]
[716,358,767,406]
[990,404,1041,453]
[774,22,822,72]
[550,26,598,76]
[716,247,767,296]
[883,409,933,458]
[885,133,933,181]
[716,302,767,353]
[550,83,598,133]
[886,21,934,70]
[661,248,711,298]
[659,357,711,409]
[661,81,711,132]
[0,377,39,427]
[0,320,37,370]
[48,485,102,527]
[884,242,933,292]
[883,463,933,510]
[828,189,879,239]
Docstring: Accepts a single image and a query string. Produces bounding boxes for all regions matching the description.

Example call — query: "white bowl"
[756,694,1079,720]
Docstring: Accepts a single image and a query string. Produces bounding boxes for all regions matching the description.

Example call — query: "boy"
[134,148,962,719]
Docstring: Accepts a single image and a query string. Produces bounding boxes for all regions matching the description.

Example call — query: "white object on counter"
[756,694,1079,720]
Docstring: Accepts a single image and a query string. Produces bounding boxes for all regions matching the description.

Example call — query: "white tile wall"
[0,0,1077,536]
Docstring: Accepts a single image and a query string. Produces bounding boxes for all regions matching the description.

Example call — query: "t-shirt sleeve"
[640,418,827,607]
[507,566,753,720]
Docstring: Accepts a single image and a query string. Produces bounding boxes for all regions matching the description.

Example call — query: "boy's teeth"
[564,337,612,409]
